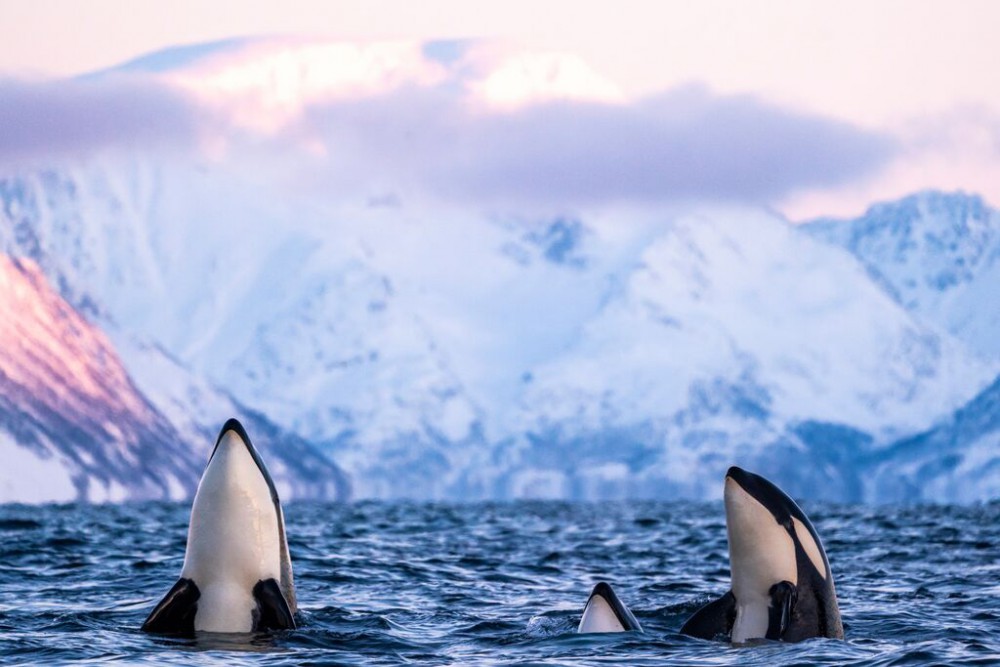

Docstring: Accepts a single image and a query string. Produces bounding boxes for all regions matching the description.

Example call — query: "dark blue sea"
[0,500,997,665]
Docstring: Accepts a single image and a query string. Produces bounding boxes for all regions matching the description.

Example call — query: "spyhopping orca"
[681,466,843,643]
[578,582,642,633]
[142,419,297,634]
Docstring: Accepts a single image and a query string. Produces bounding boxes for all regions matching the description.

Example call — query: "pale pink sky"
[2,0,998,218]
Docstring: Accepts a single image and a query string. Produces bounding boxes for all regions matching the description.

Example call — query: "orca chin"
[681,466,844,643]
[578,582,642,633]
[142,418,297,635]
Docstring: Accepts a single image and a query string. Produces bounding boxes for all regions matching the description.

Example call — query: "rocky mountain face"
[865,375,1000,503]
[0,254,194,502]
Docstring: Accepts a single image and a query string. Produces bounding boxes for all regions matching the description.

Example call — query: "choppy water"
[0,500,997,665]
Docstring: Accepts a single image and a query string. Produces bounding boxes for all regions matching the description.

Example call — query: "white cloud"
[286,82,896,209]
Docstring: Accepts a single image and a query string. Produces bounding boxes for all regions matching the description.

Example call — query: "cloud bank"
[0,77,204,164]
[0,45,898,212]
[298,84,897,208]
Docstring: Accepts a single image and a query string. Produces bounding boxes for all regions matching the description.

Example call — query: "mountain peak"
[804,189,1000,360]
[864,189,992,231]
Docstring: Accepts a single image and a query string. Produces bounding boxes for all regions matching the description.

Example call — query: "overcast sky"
[1,0,998,218]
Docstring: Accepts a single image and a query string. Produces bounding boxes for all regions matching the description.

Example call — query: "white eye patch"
[792,517,827,580]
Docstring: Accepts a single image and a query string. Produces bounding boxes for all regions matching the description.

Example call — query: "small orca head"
[577,582,642,633]
[723,466,831,642]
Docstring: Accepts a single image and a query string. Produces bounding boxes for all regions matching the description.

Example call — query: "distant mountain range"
[0,40,997,503]
[1,155,996,502]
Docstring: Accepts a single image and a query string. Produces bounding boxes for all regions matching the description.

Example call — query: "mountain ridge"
[803,189,1000,360]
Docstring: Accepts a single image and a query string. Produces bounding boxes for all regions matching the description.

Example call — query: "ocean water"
[0,500,997,666]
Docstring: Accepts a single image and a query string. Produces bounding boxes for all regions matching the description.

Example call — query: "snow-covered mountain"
[490,207,994,501]
[800,191,1000,502]
[0,251,348,503]
[1,39,997,503]
[1,153,995,502]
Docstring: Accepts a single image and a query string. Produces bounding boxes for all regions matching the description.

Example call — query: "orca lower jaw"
[190,580,257,633]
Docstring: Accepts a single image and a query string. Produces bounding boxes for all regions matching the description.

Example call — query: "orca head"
[723,466,802,642]
[181,419,287,633]
[577,582,642,633]
[723,467,836,642]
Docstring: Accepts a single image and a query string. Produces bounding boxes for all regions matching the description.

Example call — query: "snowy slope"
[516,208,981,437]
[868,373,1000,503]
[0,430,76,503]
[0,255,197,502]
[804,191,1000,360]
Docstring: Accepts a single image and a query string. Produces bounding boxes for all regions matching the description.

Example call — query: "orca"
[142,418,297,635]
[578,582,642,633]
[680,466,843,643]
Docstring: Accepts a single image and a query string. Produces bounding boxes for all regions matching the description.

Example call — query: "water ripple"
[0,500,997,665]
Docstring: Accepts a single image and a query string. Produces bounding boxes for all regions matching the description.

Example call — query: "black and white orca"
[577,582,642,633]
[142,418,297,635]
[681,466,843,643]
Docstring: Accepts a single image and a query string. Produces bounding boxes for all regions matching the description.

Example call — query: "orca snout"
[577,582,642,633]
[217,429,248,453]
[725,466,753,488]
[218,418,252,447]
[724,466,780,508]
[723,467,751,506]
[206,419,256,466]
